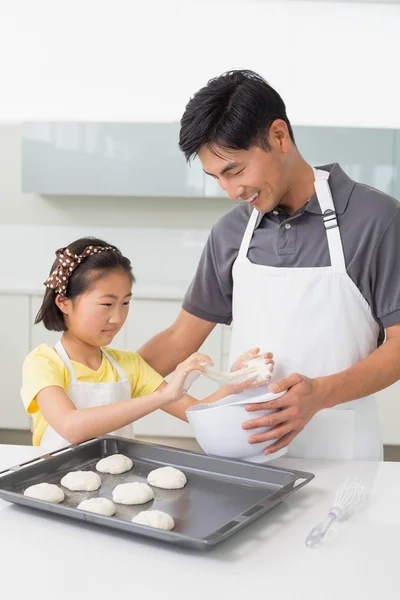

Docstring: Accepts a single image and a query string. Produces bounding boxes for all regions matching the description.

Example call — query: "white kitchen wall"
[1,1,400,126]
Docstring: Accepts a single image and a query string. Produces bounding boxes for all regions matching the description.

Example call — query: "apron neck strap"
[313,168,346,272]
[54,342,128,382]
[238,208,259,258]
[101,347,128,381]
[55,341,77,383]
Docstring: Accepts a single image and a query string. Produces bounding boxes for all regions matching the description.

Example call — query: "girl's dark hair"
[179,69,295,162]
[35,237,134,332]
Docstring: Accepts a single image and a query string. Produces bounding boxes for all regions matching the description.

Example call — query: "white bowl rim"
[186,389,287,414]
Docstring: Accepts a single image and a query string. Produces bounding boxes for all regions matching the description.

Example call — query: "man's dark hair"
[179,69,295,162]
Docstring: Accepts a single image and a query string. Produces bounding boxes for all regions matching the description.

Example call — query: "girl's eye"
[101,303,112,307]
[232,169,244,176]
[123,301,131,306]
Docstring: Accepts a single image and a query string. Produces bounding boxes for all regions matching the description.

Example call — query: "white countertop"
[0,445,398,600]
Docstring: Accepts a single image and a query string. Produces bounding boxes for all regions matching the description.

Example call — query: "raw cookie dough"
[96,454,133,475]
[132,510,175,531]
[112,482,154,505]
[24,483,65,503]
[147,466,187,490]
[204,356,273,385]
[77,497,116,516]
[61,471,101,491]
[184,356,273,389]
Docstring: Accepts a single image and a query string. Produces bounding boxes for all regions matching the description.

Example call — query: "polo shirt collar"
[256,162,356,227]
[305,163,356,215]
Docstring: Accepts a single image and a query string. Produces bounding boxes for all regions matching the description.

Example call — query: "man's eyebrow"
[203,162,239,177]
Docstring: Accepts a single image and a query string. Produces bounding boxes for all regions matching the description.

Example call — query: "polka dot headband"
[44,245,119,296]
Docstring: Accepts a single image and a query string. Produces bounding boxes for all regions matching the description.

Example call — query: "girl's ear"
[55,295,72,315]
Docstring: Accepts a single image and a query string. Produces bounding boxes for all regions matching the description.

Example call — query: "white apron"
[229,168,383,460]
[40,341,134,451]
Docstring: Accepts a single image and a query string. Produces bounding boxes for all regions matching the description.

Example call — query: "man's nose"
[219,179,244,201]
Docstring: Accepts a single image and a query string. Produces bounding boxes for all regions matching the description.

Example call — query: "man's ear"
[55,295,72,315]
[269,119,292,154]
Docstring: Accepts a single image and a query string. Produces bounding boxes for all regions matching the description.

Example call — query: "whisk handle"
[305,509,341,548]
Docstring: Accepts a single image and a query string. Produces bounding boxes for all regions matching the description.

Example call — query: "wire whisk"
[305,478,366,548]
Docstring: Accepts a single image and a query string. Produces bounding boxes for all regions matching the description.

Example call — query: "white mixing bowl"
[186,388,288,463]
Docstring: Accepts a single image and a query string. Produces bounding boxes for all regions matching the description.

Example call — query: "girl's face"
[58,270,132,346]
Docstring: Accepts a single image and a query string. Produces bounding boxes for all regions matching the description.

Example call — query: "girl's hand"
[161,353,214,403]
[228,347,275,394]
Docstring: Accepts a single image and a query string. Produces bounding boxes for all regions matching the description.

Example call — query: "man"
[139,69,400,460]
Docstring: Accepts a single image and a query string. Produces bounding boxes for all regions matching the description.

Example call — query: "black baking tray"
[0,436,314,549]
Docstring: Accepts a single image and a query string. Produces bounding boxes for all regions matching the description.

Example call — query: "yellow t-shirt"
[21,344,164,446]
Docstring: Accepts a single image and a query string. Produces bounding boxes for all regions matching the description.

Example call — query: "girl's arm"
[36,353,212,445]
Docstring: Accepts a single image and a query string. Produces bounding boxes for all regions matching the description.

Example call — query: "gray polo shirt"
[183,163,400,345]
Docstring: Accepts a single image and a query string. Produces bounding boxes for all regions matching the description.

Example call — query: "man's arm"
[243,322,400,455]
[137,308,217,377]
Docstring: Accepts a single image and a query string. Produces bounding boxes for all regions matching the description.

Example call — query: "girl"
[21,237,273,450]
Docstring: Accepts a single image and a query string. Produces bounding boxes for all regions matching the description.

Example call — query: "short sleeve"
[125,353,164,398]
[182,226,234,324]
[21,346,66,414]
[370,208,400,328]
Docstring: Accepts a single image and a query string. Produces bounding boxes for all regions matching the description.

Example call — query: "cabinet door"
[293,126,395,195]
[22,123,204,197]
[393,130,400,200]
[30,295,127,350]
[126,299,222,437]
[221,325,232,371]
[377,382,400,445]
[0,295,31,429]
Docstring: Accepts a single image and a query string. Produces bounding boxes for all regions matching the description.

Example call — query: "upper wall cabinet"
[294,126,396,196]
[394,130,400,201]
[22,122,399,199]
[22,122,204,197]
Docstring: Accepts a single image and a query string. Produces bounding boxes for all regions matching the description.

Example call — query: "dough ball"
[112,482,154,505]
[24,483,65,504]
[96,454,133,475]
[61,471,101,491]
[77,497,116,516]
[132,510,175,531]
[147,466,187,490]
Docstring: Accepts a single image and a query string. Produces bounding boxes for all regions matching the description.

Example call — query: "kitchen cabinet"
[294,126,396,195]
[221,325,232,371]
[0,296,31,429]
[377,381,400,445]
[22,122,204,197]
[393,129,400,201]
[21,122,400,199]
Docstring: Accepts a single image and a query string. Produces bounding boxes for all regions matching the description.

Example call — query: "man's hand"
[242,373,328,455]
